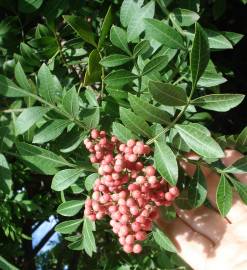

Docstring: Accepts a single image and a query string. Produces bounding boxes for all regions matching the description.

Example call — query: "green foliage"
[51,168,85,191]
[82,218,97,257]
[153,227,177,253]
[57,200,84,217]
[216,174,232,216]
[188,167,207,208]
[0,0,246,269]
[154,133,178,186]
[145,18,185,49]
[190,23,210,89]
[175,123,224,158]
[55,219,83,234]
[149,81,187,106]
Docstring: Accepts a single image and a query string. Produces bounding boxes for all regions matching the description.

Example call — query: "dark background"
[211,1,247,134]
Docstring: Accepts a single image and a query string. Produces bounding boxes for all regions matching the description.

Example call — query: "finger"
[175,206,228,244]
[226,192,247,223]
[156,217,213,270]
[221,149,247,184]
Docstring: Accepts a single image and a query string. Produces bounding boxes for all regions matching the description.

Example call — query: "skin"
[157,149,247,270]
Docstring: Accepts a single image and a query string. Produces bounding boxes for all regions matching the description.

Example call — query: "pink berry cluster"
[83,129,179,254]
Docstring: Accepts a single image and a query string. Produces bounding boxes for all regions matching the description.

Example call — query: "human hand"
[157,149,247,270]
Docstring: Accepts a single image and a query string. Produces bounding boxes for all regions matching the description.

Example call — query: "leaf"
[133,40,150,57]
[38,64,61,104]
[110,26,131,55]
[63,15,97,47]
[120,107,152,138]
[85,173,99,191]
[65,235,82,242]
[223,156,247,174]
[0,75,29,97]
[84,49,102,85]
[216,174,232,216]
[42,0,68,20]
[128,94,170,124]
[83,217,96,257]
[57,200,84,216]
[82,107,100,129]
[142,56,169,76]
[236,127,247,147]
[98,6,113,48]
[104,70,138,87]
[59,130,86,153]
[68,237,84,250]
[51,168,85,191]
[16,142,69,175]
[188,167,207,207]
[172,8,200,26]
[190,23,210,89]
[230,178,247,205]
[100,54,131,67]
[144,18,185,50]
[20,42,40,66]
[18,0,43,13]
[55,219,83,234]
[223,31,244,46]
[198,73,226,87]
[32,119,70,144]
[198,60,227,87]
[0,255,19,270]
[120,0,139,27]
[206,29,233,49]
[153,227,177,253]
[154,137,178,186]
[15,106,50,135]
[112,122,137,143]
[127,1,155,42]
[85,88,98,107]
[106,87,128,100]
[0,154,13,195]
[149,81,187,106]
[175,123,224,158]
[172,133,190,152]
[62,86,79,118]
[192,94,244,112]
[175,189,193,210]
[14,62,31,91]
[0,126,14,151]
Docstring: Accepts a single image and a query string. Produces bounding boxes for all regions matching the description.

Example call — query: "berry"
[135,231,147,241]
[145,166,156,176]
[130,206,139,216]
[119,225,129,237]
[123,244,133,253]
[83,129,180,254]
[127,139,136,147]
[133,244,142,254]
[169,186,180,196]
[125,234,135,245]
